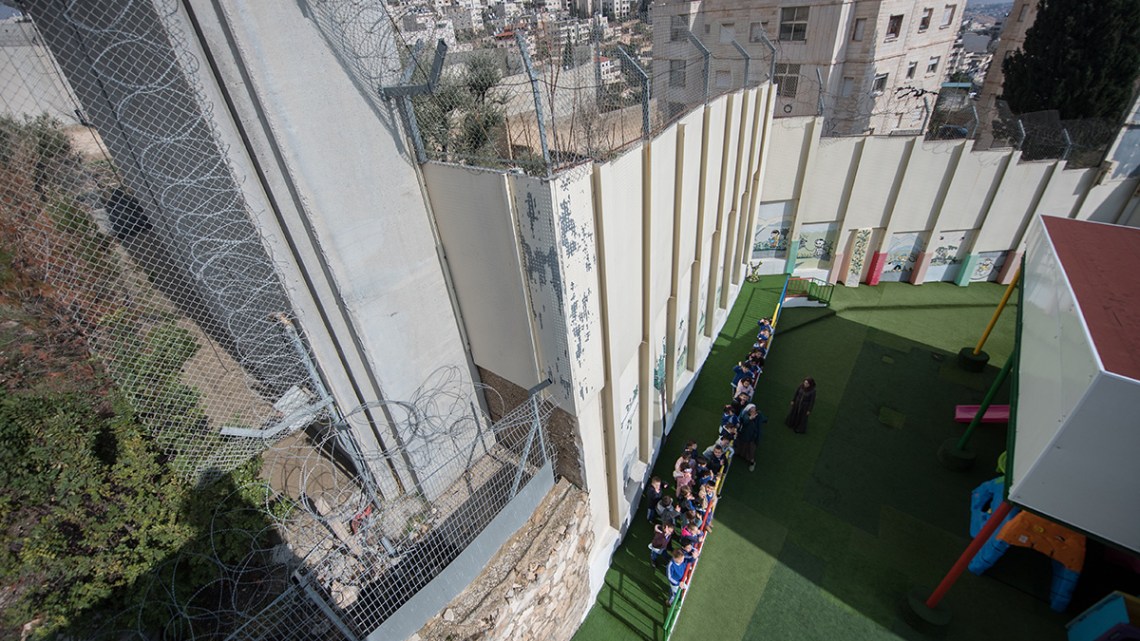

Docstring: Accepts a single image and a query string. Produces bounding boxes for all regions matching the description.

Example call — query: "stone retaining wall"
[412,479,594,641]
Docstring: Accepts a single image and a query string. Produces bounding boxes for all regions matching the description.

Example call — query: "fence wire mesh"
[3,5,558,638]
[2,2,331,483]
[74,368,554,641]
[335,0,1121,173]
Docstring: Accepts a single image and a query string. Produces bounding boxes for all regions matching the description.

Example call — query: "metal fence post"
[815,67,825,116]
[1061,127,1073,161]
[398,40,427,163]
[686,29,710,102]
[1016,118,1027,150]
[617,45,650,138]
[754,28,777,82]
[593,17,603,104]
[731,39,751,89]
[969,104,980,138]
[510,379,551,496]
[516,32,552,174]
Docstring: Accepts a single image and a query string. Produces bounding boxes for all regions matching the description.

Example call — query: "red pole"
[925,501,1012,609]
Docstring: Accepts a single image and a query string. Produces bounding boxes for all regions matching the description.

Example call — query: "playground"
[573,276,1138,641]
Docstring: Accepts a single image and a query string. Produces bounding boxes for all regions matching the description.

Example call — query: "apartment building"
[651,0,961,134]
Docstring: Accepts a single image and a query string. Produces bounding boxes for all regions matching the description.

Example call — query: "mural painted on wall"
[881,232,925,282]
[845,228,873,287]
[697,284,707,334]
[653,336,667,391]
[795,223,837,271]
[970,251,1007,282]
[752,202,793,260]
[675,317,688,382]
[925,230,973,282]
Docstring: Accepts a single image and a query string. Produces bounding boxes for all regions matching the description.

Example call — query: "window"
[886,14,903,39]
[720,22,735,43]
[1017,3,1029,22]
[716,69,732,89]
[779,6,809,42]
[749,22,766,43]
[941,4,956,28]
[841,76,854,97]
[919,7,933,31]
[670,15,689,42]
[852,18,866,41]
[926,56,940,74]
[906,61,918,79]
[774,63,800,98]
[872,72,888,94]
[669,59,686,87]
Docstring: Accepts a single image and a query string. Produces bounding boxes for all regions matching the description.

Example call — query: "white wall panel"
[1013,220,1099,487]
[552,171,606,403]
[937,149,1006,232]
[678,110,704,271]
[762,117,812,201]
[651,129,678,315]
[1037,167,1095,218]
[845,137,910,230]
[1076,177,1140,223]
[890,140,962,232]
[801,137,859,223]
[425,164,538,388]
[973,160,1051,253]
[510,175,579,409]
[1011,373,1140,553]
[598,151,645,371]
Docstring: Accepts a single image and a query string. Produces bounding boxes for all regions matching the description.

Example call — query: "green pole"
[956,348,1016,450]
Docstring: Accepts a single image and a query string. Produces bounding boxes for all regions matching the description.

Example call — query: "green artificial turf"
[574,279,1074,641]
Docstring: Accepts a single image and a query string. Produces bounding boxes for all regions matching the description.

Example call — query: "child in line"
[667,549,689,605]
[648,522,674,566]
[644,476,667,522]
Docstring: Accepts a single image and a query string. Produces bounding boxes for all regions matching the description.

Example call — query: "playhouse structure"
[1012,216,1140,555]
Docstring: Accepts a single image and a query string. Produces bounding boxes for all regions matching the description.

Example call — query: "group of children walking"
[643,316,776,605]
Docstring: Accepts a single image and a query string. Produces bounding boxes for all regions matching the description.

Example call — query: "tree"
[1001,0,1140,120]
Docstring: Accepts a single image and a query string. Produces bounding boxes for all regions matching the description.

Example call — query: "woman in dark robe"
[785,377,816,434]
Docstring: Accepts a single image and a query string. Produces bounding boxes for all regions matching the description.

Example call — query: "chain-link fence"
[1,3,329,483]
[336,5,773,173]
[3,3,560,638]
[927,96,1119,167]
[78,368,555,641]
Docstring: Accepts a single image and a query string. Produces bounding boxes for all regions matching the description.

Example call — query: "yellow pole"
[973,268,1021,355]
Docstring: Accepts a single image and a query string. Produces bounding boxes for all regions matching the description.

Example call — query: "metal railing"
[786,277,834,306]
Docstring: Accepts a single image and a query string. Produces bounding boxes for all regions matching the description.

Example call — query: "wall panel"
[844,137,911,230]
[425,164,538,388]
[800,137,860,223]
[762,117,812,201]
[597,152,645,370]
[651,128,678,314]
[937,149,1006,231]
[973,160,1051,253]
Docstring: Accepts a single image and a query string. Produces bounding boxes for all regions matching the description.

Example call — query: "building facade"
[651,0,961,134]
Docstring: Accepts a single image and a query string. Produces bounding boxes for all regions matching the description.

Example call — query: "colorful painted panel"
[970,251,1007,282]
[752,201,793,260]
[926,230,973,282]
[881,232,925,282]
[845,228,873,287]
[795,222,838,273]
